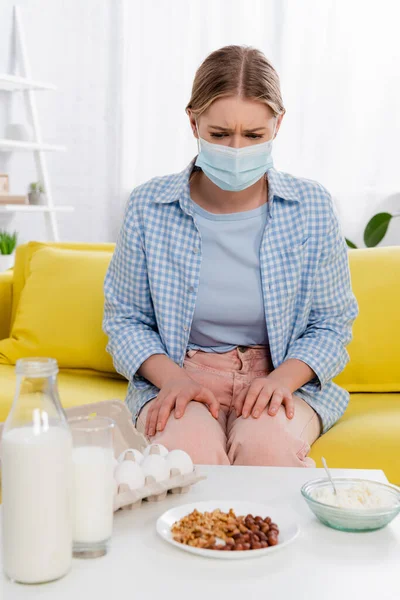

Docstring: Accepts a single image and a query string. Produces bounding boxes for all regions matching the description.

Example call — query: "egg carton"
[66,400,206,511]
[114,447,206,512]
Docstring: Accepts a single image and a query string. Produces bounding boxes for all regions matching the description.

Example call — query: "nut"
[251,542,262,550]
[171,509,279,551]
[234,544,244,551]
[268,536,278,546]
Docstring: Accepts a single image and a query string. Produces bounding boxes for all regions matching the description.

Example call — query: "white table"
[1,467,399,600]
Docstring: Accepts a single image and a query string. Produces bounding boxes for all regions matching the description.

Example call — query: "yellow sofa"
[0,242,399,483]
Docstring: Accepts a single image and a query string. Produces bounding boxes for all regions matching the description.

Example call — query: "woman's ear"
[187,109,199,138]
[274,112,285,138]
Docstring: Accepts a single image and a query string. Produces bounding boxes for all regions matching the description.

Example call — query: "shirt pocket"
[278,237,310,299]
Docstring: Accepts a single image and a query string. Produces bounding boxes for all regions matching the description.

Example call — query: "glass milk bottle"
[1,358,73,584]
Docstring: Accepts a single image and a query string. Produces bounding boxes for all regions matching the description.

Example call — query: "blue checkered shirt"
[103,158,358,433]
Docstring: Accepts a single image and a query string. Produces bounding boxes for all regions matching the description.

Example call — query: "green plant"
[0,230,18,255]
[29,181,45,194]
[346,211,400,249]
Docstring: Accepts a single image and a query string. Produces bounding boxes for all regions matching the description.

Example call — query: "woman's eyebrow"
[208,125,234,132]
[243,127,267,133]
[208,125,267,133]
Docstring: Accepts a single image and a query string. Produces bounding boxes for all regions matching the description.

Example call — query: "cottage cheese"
[311,482,396,509]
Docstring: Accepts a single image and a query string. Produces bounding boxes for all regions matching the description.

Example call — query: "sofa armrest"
[0,270,13,340]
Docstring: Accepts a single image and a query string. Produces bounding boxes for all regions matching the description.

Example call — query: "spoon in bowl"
[321,457,337,496]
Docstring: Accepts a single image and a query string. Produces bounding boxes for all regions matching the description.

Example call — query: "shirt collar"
[266,167,301,203]
[151,158,301,206]
[151,158,196,207]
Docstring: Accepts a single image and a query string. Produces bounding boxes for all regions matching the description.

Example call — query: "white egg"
[143,443,169,458]
[117,448,144,464]
[141,454,170,482]
[114,461,145,490]
[165,449,193,475]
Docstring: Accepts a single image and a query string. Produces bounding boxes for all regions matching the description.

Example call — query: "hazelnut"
[268,536,278,546]
[234,544,244,551]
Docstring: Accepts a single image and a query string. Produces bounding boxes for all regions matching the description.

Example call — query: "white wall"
[0,0,120,244]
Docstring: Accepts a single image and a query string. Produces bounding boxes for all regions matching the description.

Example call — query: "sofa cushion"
[0,245,117,372]
[0,364,128,423]
[309,392,400,484]
[334,247,400,392]
[10,241,115,328]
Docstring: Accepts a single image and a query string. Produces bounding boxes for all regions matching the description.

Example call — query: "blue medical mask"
[194,120,276,192]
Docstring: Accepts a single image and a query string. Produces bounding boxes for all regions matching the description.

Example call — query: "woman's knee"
[147,402,229,465]
[228,413,315,467]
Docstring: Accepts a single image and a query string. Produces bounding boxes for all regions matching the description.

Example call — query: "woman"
[103,45,358,467]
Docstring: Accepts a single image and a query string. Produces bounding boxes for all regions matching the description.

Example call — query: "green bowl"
[301,478,400,532]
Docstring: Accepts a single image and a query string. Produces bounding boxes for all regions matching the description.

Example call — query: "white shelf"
[0,74,56,92]
[0,205,74,213]
[1,7,69,242]
[0,139,66,152]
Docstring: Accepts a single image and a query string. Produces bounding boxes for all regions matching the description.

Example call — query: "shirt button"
[183,325,188,332]
[193,247,199,254]
[188,286,195,293]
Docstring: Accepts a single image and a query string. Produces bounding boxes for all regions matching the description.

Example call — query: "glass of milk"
[1,358,73,584]
[69,416,115,558]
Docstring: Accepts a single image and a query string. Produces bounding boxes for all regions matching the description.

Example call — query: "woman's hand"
[145,376,219,436]
[233,376,294,420]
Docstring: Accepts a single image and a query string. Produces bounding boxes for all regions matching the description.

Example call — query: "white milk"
[1,426,73,584]
[72,446,114,543]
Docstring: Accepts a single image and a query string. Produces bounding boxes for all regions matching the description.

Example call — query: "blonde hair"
[186,45,285,118]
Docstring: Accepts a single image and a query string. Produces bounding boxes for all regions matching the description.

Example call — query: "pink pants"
[137,346,321,467]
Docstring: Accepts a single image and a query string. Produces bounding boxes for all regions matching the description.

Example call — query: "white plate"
[156,500,300,560]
